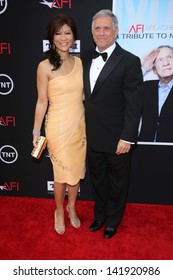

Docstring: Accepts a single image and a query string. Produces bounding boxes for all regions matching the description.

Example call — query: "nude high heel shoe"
[66,205,81,228]
[54,210,65,234]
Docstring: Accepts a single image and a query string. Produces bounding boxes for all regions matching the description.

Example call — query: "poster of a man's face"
[138,45,173,143]
[153,46,173,79]
[112,0,173,144]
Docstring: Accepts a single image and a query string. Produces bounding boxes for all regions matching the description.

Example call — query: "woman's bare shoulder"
[37,59,52,74]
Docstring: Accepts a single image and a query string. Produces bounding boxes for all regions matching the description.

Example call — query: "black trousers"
[87,146,132,227]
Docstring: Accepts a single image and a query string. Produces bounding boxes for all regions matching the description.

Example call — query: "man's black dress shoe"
[104,226,117,238]
[89,220,104,232]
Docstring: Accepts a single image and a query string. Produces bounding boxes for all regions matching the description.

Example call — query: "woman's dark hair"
[44,13,78,71]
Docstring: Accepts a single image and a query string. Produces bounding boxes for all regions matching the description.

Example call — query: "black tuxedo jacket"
[138,80,173,142]
[82,43,143,152]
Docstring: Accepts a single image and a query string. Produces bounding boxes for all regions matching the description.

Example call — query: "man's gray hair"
[157,45,173,52]
[92,9,118,30]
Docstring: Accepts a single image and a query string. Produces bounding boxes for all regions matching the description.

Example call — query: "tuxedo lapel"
[83,54,92,97]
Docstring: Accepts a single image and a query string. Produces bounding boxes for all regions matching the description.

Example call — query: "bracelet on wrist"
[32,129,40,136]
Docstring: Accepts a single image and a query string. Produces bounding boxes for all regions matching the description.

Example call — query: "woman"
[32,13,86,234]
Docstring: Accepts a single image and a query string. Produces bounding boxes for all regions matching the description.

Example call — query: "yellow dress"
[45,57,86,185]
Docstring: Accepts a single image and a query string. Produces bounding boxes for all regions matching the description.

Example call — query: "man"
[139,45,173,142]
[82,9,143,238]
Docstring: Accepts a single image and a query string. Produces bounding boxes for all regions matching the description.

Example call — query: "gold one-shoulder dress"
[45,57,86,185]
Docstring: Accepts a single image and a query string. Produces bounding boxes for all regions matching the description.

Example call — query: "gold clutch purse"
[31,136,47,159]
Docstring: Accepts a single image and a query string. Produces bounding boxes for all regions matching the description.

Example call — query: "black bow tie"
[93,50,108,62]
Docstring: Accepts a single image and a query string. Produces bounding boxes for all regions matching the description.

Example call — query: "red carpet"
[0,196,173,260]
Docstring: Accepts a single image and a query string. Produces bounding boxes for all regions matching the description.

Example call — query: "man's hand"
[116,139,131,155]
[141,49,160,72]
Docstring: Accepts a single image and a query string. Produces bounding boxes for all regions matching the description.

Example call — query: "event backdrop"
[1,0,173,205]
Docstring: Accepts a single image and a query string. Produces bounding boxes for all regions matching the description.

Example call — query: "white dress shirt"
[90,43,116,92]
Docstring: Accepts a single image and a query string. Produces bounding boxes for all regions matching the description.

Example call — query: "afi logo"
[0,0,8,14]
[0,43,11,54]
[129,24,144,33]
[0,181,20,191]
[0,116,16,126]
[40,0,72,8]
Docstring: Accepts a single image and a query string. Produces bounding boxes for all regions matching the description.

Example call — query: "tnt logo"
[0,145,18,164]
[0,74,14,95]
[0,0,8,14]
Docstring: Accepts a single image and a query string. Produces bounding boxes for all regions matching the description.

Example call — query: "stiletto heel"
[66,205,81,228]
[54,210,65,234]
